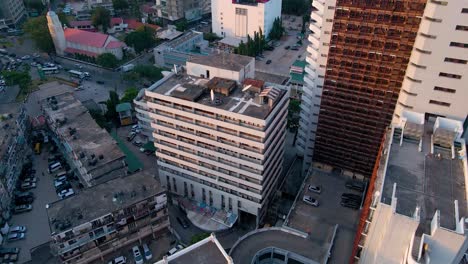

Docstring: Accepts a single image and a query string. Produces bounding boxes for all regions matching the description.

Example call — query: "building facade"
[0,0,26,29]
[155,0,210,23]
[211,0,282,40]
[393,1,468,123]
[47,172,169,264]
[135,54,288,225]
[298,0,427,177]
[87,0,114,15]
[352,111,468,263]
[0,104,28,224]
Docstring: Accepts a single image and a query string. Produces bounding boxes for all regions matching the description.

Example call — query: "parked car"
[166,245,184,256]
[308,184,322,194]
[291,46,299,50]
[266,59,272,64]
[23,177,37,184]
[176,217,189,229]
[9,226,26,233]
[7,232,25,241]
[127,132,136,141]
[132,246,144,264]
[0,248,20,255]
[21,55,30,60]
[2,253,18,262]
[33,53,40,58]
[131,124,140,132]
[108,256,126,264]
[96,80,105,85]
[284,45,291,50]
[13,204,32,214]
[133,140,143,147]
[345,180,365,192]
[142,243,152,260]
[303,195,319,207]
[20,182,36,190]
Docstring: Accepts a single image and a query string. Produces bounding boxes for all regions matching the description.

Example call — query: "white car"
[303,195,319,207]
[58,189,74,199]
[132,246,144,264]
[21,55,30,60]
[21,182,36,190]
[143,243,152,260]
[167,245,183,256]
[108,256,126,264]
[308,184,322,194]
[9,226,26,233]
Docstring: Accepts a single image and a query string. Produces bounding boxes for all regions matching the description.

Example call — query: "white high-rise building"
[135,54,289,226]
[46,11,66,56]
[393,1,468,123]
[211,0,282,40]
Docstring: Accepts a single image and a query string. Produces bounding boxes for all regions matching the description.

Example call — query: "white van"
[48,162,62,174]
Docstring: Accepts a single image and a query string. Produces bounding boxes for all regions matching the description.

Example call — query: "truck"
[121,64,134,72]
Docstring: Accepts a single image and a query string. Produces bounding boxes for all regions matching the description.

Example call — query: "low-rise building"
[0,0,26,29]
[87,0,114,15]
[116,102,133,126]
[155,0,210,23]
[289,60,305,99]
[353,110,468,263]
[134,53,288,226]
[0,102,29,223]
[38,82,126,187]
[154,31,208,68]
[47,171,169,264]
[69,17,127,34]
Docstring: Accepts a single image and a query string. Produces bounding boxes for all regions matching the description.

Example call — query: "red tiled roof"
[124,19,160,31]
[111,17,123,26]
[243,78,265,88]
[64,47,99,57]
[70,20,92,27]
[106,41,124,49]
[64,28,109,48]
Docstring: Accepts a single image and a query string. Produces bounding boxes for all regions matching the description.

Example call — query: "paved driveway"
[6,150,60,263]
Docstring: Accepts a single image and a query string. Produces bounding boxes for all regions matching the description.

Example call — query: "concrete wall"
[393,1,468,123]
[212,0,282,39]
[186,59,254,83]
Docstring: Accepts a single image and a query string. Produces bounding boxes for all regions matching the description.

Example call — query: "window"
[439,72,462,79]
[415,47,432,54]
[172,178,177,192]
[406,76,422,83]
[429,100,451,107]
[410,62,427,69]
[424,16,442,22]
[398,101,414,109]
[402,89,417,96]
[463,8,468,13]
[434,86,456,93]
[430,0,448,5]
[455,25,468,31]
[444,57,467,64]
[450,42,468,48]
[419,32,436,39]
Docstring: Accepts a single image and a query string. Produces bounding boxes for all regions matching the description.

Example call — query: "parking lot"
[5,149,62,263]
[285,169,361,264]
[255,29,308,76]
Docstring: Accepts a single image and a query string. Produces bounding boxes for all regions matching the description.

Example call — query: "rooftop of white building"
[143,72,287,120]
[380,114,467,231]
[46,171,164,235]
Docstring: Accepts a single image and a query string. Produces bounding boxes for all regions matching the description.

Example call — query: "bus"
[69,70,86,79]
[41,67,59,74]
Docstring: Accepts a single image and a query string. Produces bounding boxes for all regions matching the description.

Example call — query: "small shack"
[116,102,133,126]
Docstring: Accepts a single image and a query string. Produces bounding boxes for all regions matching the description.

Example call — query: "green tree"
[175,19,188,32]
[124,26,157,53]
[120,87,139,103]
[190,233,210,245]
[57,12,70,27]
[269,17,284,40]
[89,109,107,128]
[203,32,221,42]
[1,70,31,90]
[112,0,129,11]
[23,16,55,53]
[133,65,163,82]
[301,14,309,34]
[92,7,111,33]
[105,91,120,123]
[24,0,45,11]
[96,53,119,68]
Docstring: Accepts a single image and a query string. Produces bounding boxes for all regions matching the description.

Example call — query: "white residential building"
[211,0,282,40]
[134,54,289,226]
[296,0,336,172]
[354,110,468,263]
[393,1,468,123]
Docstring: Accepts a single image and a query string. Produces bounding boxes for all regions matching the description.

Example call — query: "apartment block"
[393,1,468,122]
[299,0,427,177]
[135,54,288,226]
[87,0,114,15]
[0,0,26,29]
[38,82,126,187]
[47,171,169,264]
[352,110,468,263]
[155,0,210,23]
[0,103,28,224]
[212,0,282,40]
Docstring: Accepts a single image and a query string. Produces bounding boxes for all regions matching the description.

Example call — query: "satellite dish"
[242,84,252,92]
[210,89,215,101]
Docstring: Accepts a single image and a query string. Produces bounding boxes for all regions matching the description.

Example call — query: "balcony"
[58,227,116,255]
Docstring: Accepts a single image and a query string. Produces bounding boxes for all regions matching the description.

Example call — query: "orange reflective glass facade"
[313,0,427,176]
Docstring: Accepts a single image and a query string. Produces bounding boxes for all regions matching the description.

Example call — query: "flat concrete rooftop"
[147,73,287,120]
[381,122,467,231]
[188,53,253,72]
[169,240,228,264]
[42,91,125,181]
[47,171,163,235]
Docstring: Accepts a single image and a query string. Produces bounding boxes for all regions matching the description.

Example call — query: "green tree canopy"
[23,16,55,53]
[282,0,311,15]
[1,70,31,90]
[124,27,157,53]
[96,53,119,68]
[175,19,188,32]
[120,87,139,103]
[112,0,129,11]
[234,28,266,57]
[105,91,120,123]
[24,0,45,11]
[57,12,70,27]
[269,17,284,40]
[92,7,111,33]
[134,65,163,82]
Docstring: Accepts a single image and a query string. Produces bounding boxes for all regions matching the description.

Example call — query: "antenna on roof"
[242,84,252,92]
